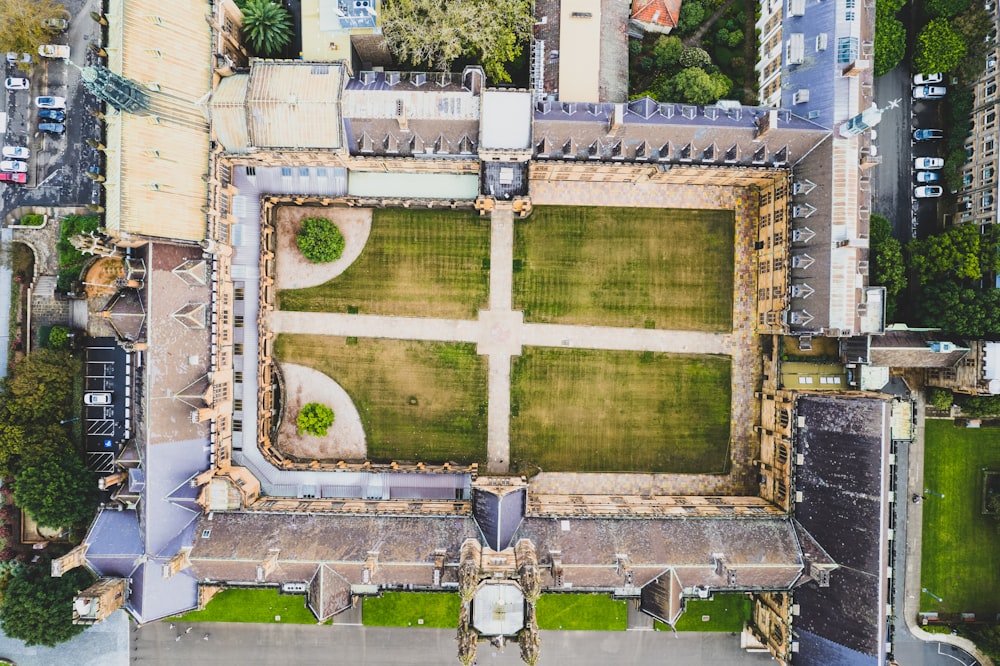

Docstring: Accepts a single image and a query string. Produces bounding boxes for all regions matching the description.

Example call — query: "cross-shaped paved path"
[271,203,733,473]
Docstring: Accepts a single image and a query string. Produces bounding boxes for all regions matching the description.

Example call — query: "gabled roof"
[308,564,352,622]
[630,0,681,29]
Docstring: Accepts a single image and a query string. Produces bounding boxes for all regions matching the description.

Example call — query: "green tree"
[869,215,906,320]
[651,35,683,71]
[907,224,981,284]
[915,19,968,74]
[296,217,346,264]
[0,564,93,647]
[47,325,70,350]
[927,0,972,17]
[0,422,70,477]
[678,46,711,70]
[665,67,732,105]
[917,282,1000,336]
[957,395,1000,417]
[1,348,79,425]
[953,7,993,83]
[14,453,97,529]
[381,0,532,83]
[297,402,335,437]
[874,14,906,77]
[0,0,66,71]
[240,0,293,57]
[675,0,704,34]
[927,388,954,411]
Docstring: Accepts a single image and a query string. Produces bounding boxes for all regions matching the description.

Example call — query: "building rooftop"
[480,90,533,151]
[630,0,681,30]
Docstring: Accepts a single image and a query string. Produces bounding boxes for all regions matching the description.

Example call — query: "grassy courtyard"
[535,594,628,631]
[921,420,1000,616]
[363,592,460,628]
[275,335,488,464]
[173,588,316,624]
[513,206,734,332]
[510,347,732,473]
[654,593,750,632]
[279,209,490,319]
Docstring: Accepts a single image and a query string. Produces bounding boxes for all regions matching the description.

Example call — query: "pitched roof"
[630,0,681,29]
[869,330,969,368]
[308,564,352,621]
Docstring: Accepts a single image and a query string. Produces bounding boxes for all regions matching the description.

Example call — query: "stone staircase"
[32,275,57,299]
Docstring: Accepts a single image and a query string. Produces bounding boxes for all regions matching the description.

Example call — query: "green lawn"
[655,593,750,632]
[921,420,1000,616]
[535,594,627,631]
[510,347,732,473]
[173,588,317,624]
[514,206,734,332]
[275,335,488,464]
[363,592,460,628]
[278,209,490,319]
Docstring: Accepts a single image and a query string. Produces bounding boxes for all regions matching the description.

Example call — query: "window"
[234,315,244,328]
[837,37,858,64]
[316,167,328,178]
[234,343,244,355]
[986,111,997,128]
[987,83,998,99]
[233,420,243,432]
[234,287,245,300]
[234,371,244,383]
[299,167,310,177]
[201,530,211,538]
[844,9,855,20]
[984,166,995,182]
[280,167,292,177]
[986,138,996,154]
[245,166,256,177]
[234,399,243,411]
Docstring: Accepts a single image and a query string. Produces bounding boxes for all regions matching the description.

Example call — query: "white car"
[913,85,947,99]
[914,157,945,170]
[4,78,29,90]
[4,52,31,65]
[84,392,112,406]
[913,73,944,85]
[34,95,66,109]
[1,146,29,159]
[914,185,943,198]
[0,160,28,173]
[37,44,70,59]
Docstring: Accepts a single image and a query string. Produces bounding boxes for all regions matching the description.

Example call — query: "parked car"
[34,96,66,109]
[915,185,944,198]
[38,122,65,134]
[914,157,945,169]
[4,78,29,90]
[913,85,947,99]
[0,160,28,173]
[916,171,941,183]
[84,392,112,406]
[41,18,69,32]
[1,146,29,159]
[4,52,31,65]
[37,44,70,59]
[913,73,944,85]
[0,172,27,184]
[37,109,65,122]
[913,129,944,141]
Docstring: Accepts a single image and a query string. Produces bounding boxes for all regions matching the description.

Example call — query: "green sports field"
[278,209,490,319]
[510,347,732,473]
[513,206,734,332]
[920,420,1000,616]
[275,335,487,464]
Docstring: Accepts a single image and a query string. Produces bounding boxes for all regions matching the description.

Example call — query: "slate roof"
[308,564,352,621]
[791,395,891,665]
[869,330,969,368]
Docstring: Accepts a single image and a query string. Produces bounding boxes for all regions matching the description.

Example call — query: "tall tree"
[915,19,968,74]
[664,67,732,105]
[0,564,93,647]
[381,0,532,83]
[1,348,79,426]
[240,0,293,57]
[14,453,97,529]
[869,215,905,319]
[0,0,65,70]
[907,224,981,284]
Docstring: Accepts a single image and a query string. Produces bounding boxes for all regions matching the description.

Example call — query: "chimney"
[98,471,128,490]
[755,110,779,139]
[395,99,408,131]
[52,544,90,577]
[608,103,625,135]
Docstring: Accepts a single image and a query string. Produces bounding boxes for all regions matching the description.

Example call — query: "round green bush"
[297,402,335,437]
[296,217,345,264]
[47,325,70,350]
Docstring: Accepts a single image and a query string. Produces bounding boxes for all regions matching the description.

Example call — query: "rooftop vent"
[787,33,805,65]
[792,89,810,104]
[789,0,805,15]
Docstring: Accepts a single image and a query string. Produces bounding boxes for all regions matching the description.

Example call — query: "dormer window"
[792,227,816,243]
[791,254,815,269]
[792,179,816,195]
[790,283,814,298]
[792,203,816,218]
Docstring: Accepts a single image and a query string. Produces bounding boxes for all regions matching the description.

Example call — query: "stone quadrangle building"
[50,1,903,665]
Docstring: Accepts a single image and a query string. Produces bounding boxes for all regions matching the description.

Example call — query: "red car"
[0,172,27,184]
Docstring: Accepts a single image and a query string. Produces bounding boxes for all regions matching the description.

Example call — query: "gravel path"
[276,362,367,461]
[275,206,372,290]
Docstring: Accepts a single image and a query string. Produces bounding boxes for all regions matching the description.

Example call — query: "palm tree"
[240,0,294,57]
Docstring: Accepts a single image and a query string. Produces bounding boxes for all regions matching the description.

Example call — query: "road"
[132,622,775,666]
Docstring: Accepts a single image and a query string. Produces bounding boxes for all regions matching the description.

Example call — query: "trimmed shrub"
[928,388,954,411]
[297,402,335,437]
[296,217,345,264]
[18,214,44,227]
[47,326,69,350]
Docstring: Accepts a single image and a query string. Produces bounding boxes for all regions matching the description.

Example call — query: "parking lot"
[0,0,103,215]
[83,338,132,472]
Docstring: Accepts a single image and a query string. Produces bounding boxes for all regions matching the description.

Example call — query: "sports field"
[274,335,488,464]
[278,209,490,319]
[920,420,1000,616]
[513,206,734,332]
[510,347,732,473]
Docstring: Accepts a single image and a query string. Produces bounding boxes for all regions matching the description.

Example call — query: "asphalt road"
[132,623,776,666]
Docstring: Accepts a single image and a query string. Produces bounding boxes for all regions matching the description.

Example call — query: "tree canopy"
[14,452,97,529]
[1,348,78,426]
[927,0,972,17]
[664,67,732,105]
[907,223,981,285]
[240,0,293,57]
[916,281,1000,337]
[915,19,968,74]
[381,0,532,83]
[297,402,335,437]
[675,0,705,34]
[0,564,93,647]
[874,13,906,77]
[869,215,905,320]
[0,0,65,70]
[296,217,346,264]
